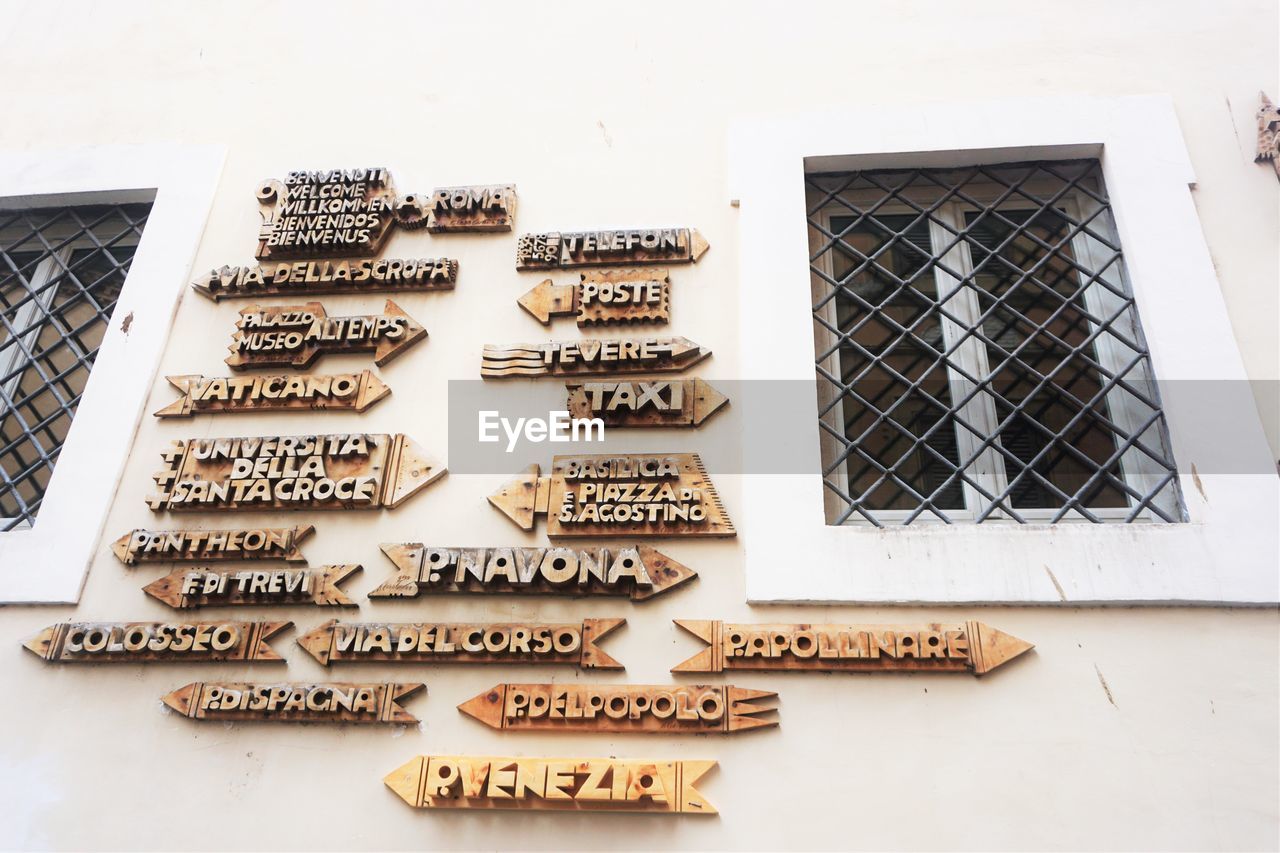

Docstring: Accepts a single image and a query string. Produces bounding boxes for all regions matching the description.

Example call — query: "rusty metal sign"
[566,379,728,427]
[143,565,360,609]
[516,228,708,270]
[226,300,425,371]
[481,337,709,378]
[155,371,391,417]
[23,621,290,664]
[111,525,314,565]
[517,269,670,326]
[191,258,458,301]
[162,682,424,725]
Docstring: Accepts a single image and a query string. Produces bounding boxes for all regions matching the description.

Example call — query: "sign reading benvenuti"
[671,620,1034,676]
[516,228,708,270]
[488,454,734,538]
[155,371,391,417]
[227,301,425,371]
[145,433,443,512]
[385,755,717,815]
[163,682,424,725]
[23,621,290,663]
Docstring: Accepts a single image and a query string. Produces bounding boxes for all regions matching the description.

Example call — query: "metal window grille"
[0,202,152,530]
[807,160,1183,526]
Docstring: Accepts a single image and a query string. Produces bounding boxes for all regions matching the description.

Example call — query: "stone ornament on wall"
[143,565,361,609]
[111,525,314,565]
[23,621,290,663]
[671,620,1034,676]
[488,454,734,538]
[296,618,625,669]
[482,336,709,378]
[458,683,777,735]
[516,228,708,270]
[227,301,426,371]
[385,755,718,815]
[566,379,728,427]
[155,371,391,417]
[145,433,444,512]
[518,269,670,326]
[371,544,697,601]
[162,681,425,725]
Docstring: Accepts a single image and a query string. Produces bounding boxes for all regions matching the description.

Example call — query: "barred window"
[808,160,1183,525]
[0,202,152,530]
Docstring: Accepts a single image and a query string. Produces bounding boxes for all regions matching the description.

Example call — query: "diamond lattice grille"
[807,160,1182,526]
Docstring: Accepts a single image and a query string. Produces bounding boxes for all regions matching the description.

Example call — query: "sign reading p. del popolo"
[23,621,290,664]
[154,371,391,417]
[111,525,314,565]
[227,301,426,371]
[297,619,624,669]
[458,683,777,735]
[481,336,708,378]
[370,544,696,601]
[162,681,424,725]
[143,565,361,609]
[385,755,717,815]
[488,454,734,538]
[671,620,1034,676]
[145,433,443,513]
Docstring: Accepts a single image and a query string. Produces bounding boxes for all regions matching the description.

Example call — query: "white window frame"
[0,145,224,603]
[730,95,1279,604]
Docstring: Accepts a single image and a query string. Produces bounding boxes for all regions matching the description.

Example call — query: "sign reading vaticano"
[155,371,391,417]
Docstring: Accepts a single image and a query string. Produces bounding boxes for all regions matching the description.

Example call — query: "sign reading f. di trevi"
[143,565,360,609]
[516,228,708,270]
[670,620,1034,676]
[111,525,314,565]
[371,544,696,601]
[23,621,290,663]
[145,433,443,512]
[226,301,425,371]
[155,371,391,417]
[163,682,424,725]
[488,454,734,538]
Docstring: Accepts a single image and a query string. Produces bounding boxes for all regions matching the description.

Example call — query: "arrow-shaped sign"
[226,300,426,371]
[163,681,424,724]
[481,337,708,378]
[671,620,1033,676]
[458,683,776,735]
[518,269,670,326]
[385,755,717,815]
[516,228,709,270]
[488,454,734,538]
[111,525,314,565]
[297,618,625,669]
[566,379,728,427]
[370,544,696,601]
[144,565,360,609]
[154,371,391,417]
[191,257,458,301]
[23,621,290,664]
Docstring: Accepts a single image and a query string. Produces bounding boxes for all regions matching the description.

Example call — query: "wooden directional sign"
[518,269,670,326]
[482,336,708,378]
[567,379,728,428]
[297,618,624,670]
[163,682,424,725]
[671,620,1034,676]
[23,621,290,664]
[144,565,360,609]
[145,433,444,513]
[227,300,426,371]
[154,371,391,418]
[111,525,313,565]
[459,683,777,735]
[371,544,696,601]
[395,184,516,233]
[255,167,399,260]
[489,454,734,538]
[516,228,709,270]
[191,258,458,301]
[386,755,717,815]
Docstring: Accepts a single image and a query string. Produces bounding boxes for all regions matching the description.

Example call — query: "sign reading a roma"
[227,301,425,371]
[145,433,444,513]
[671,620,1034,676]
[488,454,734,538]
[386,755,717,815]
[155,371,391,417]
[23,621,290,664]
[371,544,696,601]
[111,525,313,565]
[163,682,424,725]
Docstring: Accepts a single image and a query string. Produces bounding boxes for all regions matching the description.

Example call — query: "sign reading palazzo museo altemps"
[226,301,426,371]
[162,682,425,725]
[23,621,290,664]
[111,525,314,565]
[155,371,391,417]
[145,433,443,512]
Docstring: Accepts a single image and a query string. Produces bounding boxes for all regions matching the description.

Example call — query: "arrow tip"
[161,683,198,716]
[517,279,557,325]
[110,532,133,564]
[296,620,336,665]
[457,684,506,729]
[690,379,729,425]
[680,760,718,814]
[22,626,56,659]
[375,301,427,366]
[969,622,1034,675]
[142,572,183,608]
[357,371,392,412]
[385,436,446,508]
[487,464,541,530]
[632,546,698,601]
[690,229,711,262]
[384,756,425,806]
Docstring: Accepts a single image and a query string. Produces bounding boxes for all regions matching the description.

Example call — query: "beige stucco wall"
[0,1,1276,850]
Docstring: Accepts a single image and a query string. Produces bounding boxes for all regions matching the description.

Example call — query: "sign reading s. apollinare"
[163,682,424,725]
[145,433,443,512]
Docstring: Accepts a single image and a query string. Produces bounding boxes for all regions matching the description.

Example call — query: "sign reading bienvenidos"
[481,337,709,378]
[23,621,290,664]
[371,543,696,601]
[566,379,729,428]
[488,454,734,538]
[143,565,360,609]
[111,525,314,565]
[517,269,670,326]
[255,168,398,261]
[516,228,708,270]
[458,683,777,735]
[191,257,458,301]
[296,618,624,669]
[145,433,443,513]
[385,755,717,815]
[671,620,1034,676]
[226,300,425,371]
[155,371,391,417]
[163,682,424,725]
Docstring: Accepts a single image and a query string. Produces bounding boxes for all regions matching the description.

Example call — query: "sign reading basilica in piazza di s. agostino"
[19,164,1035,819]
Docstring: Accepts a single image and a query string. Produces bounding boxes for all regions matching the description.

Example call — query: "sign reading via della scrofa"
[155,371,391,417]
[458,683,777,735]
[671,620,1034,676]
[192,257,458,301]
[111,525,314,565]
[145,433,444,513]
[385,755,717,815]
[488,454,734,538]
[226,301,426,371]
[143,565,360,609]
[23,621,290,664]
[516,228,708,270]
[481,336,708,378]
[296,618,624,670]
[517,269,670,326]
[566,379,728,427]
[163,682,424,725]
[370,544,696,601]
[394,184,516,233]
